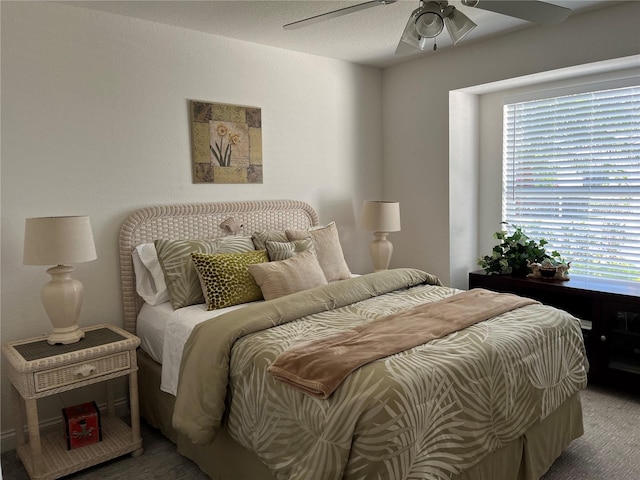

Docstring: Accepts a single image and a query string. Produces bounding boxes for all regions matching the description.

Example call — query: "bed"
[119,199,588,480]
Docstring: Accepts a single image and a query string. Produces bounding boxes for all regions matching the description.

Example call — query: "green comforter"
[173,268,587,479]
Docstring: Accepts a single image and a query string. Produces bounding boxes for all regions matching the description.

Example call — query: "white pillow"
[132,243,170,306]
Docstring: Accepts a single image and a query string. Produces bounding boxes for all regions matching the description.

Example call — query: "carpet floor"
[540,384,640,480]
[2,384,638,479]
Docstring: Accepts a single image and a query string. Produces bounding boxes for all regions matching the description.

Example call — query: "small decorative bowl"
[540,267,557,278]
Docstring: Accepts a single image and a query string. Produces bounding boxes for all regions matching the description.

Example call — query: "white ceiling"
[66,0,613,68]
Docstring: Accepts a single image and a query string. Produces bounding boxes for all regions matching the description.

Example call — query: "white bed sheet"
[137,301,261,396]
[137,302,172,364]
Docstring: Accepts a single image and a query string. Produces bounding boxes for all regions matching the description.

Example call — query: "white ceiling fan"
[284,1,572,53]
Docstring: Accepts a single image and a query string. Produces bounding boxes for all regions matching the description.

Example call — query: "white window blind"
[503,85,640,282]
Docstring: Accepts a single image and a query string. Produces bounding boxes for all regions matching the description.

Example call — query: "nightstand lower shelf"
[17,416,142,480]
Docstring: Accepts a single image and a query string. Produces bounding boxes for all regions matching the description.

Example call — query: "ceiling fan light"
[398,6,423,50]
[444,7,477,44]
[416,36,429,50]
[414,2,444,38]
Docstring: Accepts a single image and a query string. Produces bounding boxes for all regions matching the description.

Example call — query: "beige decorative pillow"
[155,236,255,309]
[191,250,268,311]
[265,238,315,261]
[286,222,351,282]
[251,230,288,250]
[247,250,328,300]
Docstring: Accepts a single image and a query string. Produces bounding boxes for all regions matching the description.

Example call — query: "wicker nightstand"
[2,324,143,480]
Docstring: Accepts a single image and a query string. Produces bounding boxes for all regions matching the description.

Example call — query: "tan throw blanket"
[268,288,539,399]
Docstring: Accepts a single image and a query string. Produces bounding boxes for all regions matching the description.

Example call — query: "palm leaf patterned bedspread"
[173,268,588,480]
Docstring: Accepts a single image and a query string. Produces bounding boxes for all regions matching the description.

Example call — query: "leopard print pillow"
[191,250,268,310]
[155,236,255,309]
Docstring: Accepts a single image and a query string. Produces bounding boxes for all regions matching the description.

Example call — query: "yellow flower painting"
[191,101,262,184]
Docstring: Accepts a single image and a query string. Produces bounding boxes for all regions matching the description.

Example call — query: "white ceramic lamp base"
[370,232,394,272]
[47,325,85,345]
[42,265,86,345]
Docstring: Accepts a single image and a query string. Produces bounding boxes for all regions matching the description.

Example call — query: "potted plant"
[478,223,563,277]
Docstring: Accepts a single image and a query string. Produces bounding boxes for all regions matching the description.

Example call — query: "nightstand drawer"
[34,352,131,393]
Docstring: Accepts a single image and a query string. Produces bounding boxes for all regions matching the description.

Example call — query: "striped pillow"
[155,236,255,309]
[265,238,314,261]
[251,230,288,250]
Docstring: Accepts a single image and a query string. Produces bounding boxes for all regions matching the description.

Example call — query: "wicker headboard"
[119,200,319,334]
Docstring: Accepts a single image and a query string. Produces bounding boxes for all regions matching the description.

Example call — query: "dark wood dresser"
[469,270,640,390]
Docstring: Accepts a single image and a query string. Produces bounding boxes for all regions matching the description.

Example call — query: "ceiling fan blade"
[283,1,394,30]
[395,37,416,55]
[462,1,571,25]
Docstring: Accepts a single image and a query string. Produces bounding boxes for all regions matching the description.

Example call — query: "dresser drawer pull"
[75,364,97,378]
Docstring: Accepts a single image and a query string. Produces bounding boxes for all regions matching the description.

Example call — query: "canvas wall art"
[191,101,263,184]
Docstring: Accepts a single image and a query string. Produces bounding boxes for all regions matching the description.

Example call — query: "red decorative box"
[62,401,102,450]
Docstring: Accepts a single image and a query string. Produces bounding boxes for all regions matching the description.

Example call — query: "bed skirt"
[137,349,583,480]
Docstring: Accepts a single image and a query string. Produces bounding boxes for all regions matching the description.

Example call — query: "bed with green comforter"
[119,200,586,480]
[171,268,588,480]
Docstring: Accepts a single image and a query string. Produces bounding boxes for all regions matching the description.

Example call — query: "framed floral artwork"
[191,100,263,184]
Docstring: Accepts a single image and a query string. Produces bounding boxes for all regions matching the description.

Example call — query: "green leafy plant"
[478,223,561,276]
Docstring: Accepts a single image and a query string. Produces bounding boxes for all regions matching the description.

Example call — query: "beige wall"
[0,1,383,448]
[382,1,640,287]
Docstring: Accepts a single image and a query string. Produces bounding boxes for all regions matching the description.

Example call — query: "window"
[503,85,640,282]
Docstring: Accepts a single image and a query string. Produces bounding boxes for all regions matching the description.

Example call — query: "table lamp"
[23,216,97,345]
[361,201,401,272]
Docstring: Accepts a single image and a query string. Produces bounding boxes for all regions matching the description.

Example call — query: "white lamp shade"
[24,216,97,266]
[361,201,401,233]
